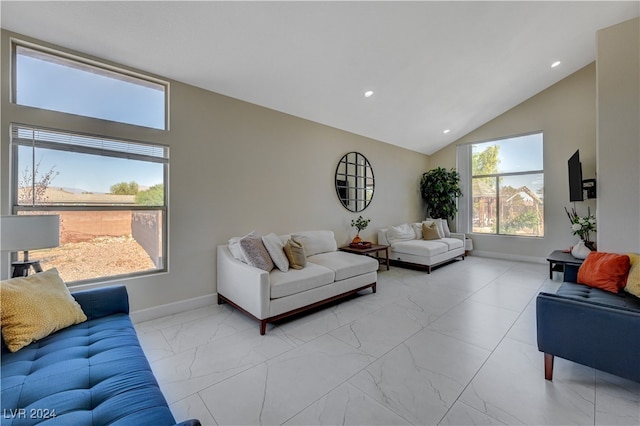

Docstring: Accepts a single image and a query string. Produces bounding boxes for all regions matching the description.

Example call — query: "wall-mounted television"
[568,149,584,202]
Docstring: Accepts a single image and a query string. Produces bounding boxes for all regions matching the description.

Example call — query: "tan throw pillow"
[1,269,87,352]
[422,222,441,240]
[284,239,306,270]
[624,253,640,298]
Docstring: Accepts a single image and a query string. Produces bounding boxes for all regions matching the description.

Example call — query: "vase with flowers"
[565,207,596,258]
[350,215,371,248]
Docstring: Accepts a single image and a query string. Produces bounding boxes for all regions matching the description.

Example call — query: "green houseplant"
[419,167,462,220]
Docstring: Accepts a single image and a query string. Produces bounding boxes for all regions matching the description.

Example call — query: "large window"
[13,43,167,130]
[11,125,169,283]
[458,133,544,237]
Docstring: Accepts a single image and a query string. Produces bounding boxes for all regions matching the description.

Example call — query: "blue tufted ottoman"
[1,285,199,426]
[537,265,640,383]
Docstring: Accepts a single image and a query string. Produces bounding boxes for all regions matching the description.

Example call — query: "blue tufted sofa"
[537,265,640,383]
[1,285,200,425]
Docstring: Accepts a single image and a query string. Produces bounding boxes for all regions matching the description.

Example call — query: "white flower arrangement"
[565,207,596,242]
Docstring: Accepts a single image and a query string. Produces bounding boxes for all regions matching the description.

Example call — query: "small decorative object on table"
[350,215,371,245]
[565,206,597,258]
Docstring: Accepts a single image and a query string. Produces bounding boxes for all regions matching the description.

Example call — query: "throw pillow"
[422,222,441,240]
[624,253,640,298]
[1,268,88,352]
[239,234,274,271]
[228,231,259,262]
[440,219,451,238]
[425,218,445,238]
[262,233,289,272]
[577,252,630,293]
[284,239,306,269]
[291,231,337,257]
[386,224,415,244]
[411,223,423,239]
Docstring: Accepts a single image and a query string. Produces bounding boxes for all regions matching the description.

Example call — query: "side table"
[546,250,585,280]
[339,244,390,271]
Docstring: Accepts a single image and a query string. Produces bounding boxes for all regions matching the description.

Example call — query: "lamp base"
[11,260,42,278]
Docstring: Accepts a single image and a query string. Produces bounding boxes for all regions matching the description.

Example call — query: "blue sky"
[17,48,165,193]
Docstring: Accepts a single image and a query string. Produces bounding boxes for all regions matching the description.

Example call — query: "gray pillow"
[239,234,274,271]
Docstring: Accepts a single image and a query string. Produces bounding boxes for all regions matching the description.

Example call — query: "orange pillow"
[577,252,630,293]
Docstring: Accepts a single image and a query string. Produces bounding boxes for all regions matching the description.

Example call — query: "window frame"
[459,131,544,238]
[11,124,169,284]
[11,39,170,130]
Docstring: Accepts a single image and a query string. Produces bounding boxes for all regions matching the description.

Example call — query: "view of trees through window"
[471,133,544,237]
[13,125,168,284]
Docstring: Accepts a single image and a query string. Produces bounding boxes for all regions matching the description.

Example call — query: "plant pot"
[351,234,362,244]
[571,240,592,259]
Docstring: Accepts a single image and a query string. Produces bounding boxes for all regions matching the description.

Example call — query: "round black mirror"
[335,152,375,212]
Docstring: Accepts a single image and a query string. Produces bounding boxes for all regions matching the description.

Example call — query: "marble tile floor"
[135,257,640,426]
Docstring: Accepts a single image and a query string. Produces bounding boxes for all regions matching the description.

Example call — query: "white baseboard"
[471,250,546,264]
[130,293,218,324]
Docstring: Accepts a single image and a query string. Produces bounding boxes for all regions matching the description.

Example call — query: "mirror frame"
[335,151,375,212]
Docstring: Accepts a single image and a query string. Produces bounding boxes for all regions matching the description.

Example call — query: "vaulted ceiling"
[1,1,638,154]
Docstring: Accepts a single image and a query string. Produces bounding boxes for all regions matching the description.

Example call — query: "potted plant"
[419,167,462,220]
[350,215,371,246]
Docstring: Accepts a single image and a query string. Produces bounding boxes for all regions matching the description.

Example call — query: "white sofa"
[217,230,378,334]
[378,220,465,273]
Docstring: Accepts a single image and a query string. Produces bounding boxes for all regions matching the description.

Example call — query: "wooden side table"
[339,244,390,270]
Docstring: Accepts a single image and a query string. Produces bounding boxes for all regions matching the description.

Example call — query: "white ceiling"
[1,1,638,155]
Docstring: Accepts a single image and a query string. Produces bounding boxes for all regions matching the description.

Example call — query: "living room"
[1,2,639,425]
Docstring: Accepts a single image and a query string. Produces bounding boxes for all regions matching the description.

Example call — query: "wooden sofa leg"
[544,353,554,380]
[217,294,224,305]
[260,320,267,335]
[372,283,377,293]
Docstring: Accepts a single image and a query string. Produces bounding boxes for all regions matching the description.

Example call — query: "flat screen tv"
[568,149,583,202]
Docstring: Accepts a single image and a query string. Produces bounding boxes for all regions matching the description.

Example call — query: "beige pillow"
[624,253,640,298]
[284,239,306,270]
[422,222,442,240]
[1,269,87,352]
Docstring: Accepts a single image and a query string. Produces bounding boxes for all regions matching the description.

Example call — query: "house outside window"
[460,133,544,237]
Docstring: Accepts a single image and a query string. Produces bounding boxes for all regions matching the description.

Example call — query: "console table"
[546,250,585,280]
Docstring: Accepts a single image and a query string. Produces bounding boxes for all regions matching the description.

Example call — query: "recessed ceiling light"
[364,90,374,98]
[443,129,451,134]
[551,61,561,68]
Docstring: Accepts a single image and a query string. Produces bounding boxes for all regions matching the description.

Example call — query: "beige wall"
[429,64,597,260]
[596,17,640,253]
[1,30,429,311]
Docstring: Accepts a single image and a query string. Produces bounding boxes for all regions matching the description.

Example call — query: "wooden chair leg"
[544,353,554,380]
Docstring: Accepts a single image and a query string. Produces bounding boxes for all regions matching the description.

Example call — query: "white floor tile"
[142,257,633,426]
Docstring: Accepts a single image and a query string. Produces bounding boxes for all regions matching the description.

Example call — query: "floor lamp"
[1,215,60,278]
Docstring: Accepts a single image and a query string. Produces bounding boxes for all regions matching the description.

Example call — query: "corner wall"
[596,17,640,253]
[430,64,597,260]
[1,30,429,312]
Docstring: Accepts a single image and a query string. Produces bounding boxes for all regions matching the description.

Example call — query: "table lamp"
[1,215,60,277]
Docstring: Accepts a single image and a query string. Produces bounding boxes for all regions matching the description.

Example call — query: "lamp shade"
[1,215,60,252]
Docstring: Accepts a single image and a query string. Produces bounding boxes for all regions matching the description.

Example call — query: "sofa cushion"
[1,313,177,425]
[624,253,640,298]
[291,230,337,257]
[391,239,448,257]
[308,251,379,281]
[577,252,630,293]
[228,230,259,262]
[440,237,464,250]
[387,224,415,244]
[270,263,335,299]
[1,269,88,352]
